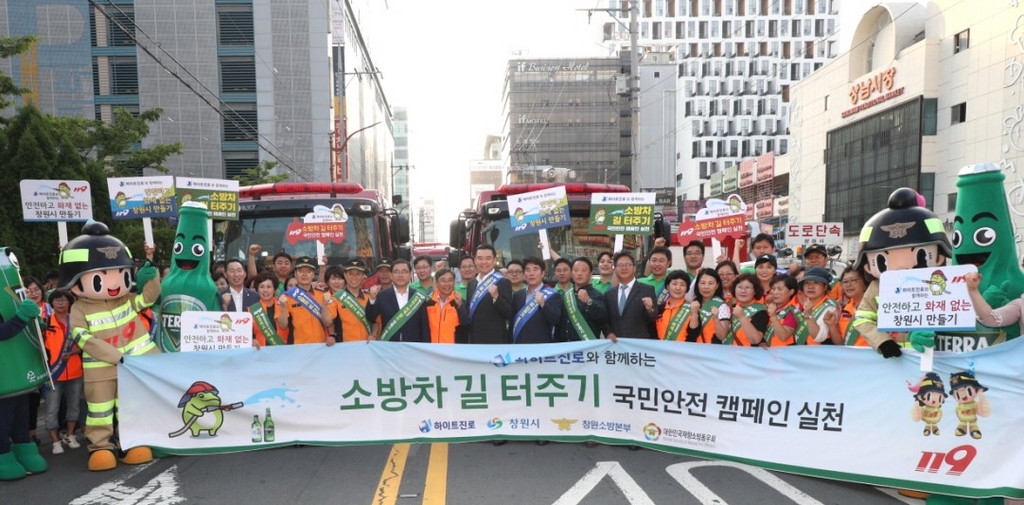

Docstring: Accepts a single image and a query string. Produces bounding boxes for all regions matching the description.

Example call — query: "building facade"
[606,0,839,204]
[392,105,410,208]
[1,0,393,184]
[503,55,632,187]
[787,1,1024,260]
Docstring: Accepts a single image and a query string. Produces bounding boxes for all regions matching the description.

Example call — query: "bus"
[448,182,671,269]
[214,182,410,270]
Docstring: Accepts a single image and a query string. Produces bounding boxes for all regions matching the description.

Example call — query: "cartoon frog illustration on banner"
[158,202,219,352]
[168,381,243,439]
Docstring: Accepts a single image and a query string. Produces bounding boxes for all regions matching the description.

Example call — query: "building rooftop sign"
[842,67,904,118]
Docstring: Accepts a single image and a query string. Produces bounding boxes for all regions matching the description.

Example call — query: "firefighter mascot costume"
[0,248,47,480]
[59,221,161,472]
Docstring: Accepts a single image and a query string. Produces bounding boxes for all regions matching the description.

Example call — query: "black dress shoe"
[492,440,507,446]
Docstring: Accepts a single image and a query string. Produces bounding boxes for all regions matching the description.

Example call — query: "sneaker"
[62,435,80,450]
[51,442,64,455]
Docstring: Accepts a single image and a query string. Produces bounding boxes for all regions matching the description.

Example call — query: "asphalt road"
[5,437,922,505]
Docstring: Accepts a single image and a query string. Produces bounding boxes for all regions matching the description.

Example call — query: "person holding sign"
[425,269,465,344]
[276,257,334,345]
[638,247,674,305]
[559,257,607,342]
[602,252,658,341]
[365,260,430,342]
[655,270,694,341]
[684,269,726,343]
[249,273,287,347]
[714,274,768,346]
[511,258,562,344]
[464,245,514,345]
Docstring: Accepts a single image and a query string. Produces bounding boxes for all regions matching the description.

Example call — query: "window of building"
[824,94,829,111]
[91,5,135,47]
[954,29,970,54]
[93,56,138,95]
[947,192,958,212]
[220,57,256,93]
[221,103,258,141]
[919,173,935,211]
[217,5,254,46]
[951,102,967,125]
[922,98,938,135]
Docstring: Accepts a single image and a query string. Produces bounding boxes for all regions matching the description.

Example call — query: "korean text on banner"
[587,193,656,235]
[107,176,177,220]
[175,177,240,221]
[20,180,93,222]
[507,186,570,236]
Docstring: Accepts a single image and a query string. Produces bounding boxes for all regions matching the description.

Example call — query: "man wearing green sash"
[638,246,674,305]
[366,260,430,342]
[333,260,375,341]
[560,258,607,341]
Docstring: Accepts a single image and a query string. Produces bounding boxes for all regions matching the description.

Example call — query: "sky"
[364,0,904,242]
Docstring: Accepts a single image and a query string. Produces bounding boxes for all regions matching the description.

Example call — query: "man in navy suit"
[464,245,514,344]
[603,252,658,340]
[218,259,260,311]
[511,257,562,344]
[365,259,430,342]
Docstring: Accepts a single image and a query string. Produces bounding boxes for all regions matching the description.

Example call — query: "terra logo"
[418,419,431,433]
[643,423,662,441]
[486,418,503,430]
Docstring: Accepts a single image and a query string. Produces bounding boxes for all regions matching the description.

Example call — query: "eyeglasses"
[615,263,634,268]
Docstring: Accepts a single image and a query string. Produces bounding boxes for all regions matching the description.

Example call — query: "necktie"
[619,285,628,314]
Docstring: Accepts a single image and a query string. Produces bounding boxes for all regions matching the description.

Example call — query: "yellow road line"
[374,443,410,505]
[422,443,449,505]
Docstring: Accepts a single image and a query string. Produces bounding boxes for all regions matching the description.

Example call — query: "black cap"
[293,256,317,270]
[376,259,393,270]
[344,259,367,272]
[754,254,777,269]
[804,244,828,258]
[799,267,832,288]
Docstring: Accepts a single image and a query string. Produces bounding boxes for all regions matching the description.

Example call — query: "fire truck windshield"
[484,216,644,267]
[218,214,380,266]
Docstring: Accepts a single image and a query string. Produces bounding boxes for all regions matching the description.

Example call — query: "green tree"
[233,160,289,186]
[0,36,35,112]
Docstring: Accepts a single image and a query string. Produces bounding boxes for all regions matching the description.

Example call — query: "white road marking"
[71,463,184,505]
[666,461,826,505]
[552,461,656,505]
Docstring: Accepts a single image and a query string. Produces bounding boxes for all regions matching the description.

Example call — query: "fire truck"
[448,182,671,269]
[214,182,410,269]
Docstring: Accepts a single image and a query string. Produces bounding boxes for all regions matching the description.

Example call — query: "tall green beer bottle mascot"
[157,201,219,352]
[59,221,161,472]
[946,162,1024,348]
[0,248,47,480]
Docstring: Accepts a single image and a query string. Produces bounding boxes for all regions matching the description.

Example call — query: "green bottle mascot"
[947,162,1024,349]
[59,222,161,472]
[0,248,48,480]
[157,202,219,352]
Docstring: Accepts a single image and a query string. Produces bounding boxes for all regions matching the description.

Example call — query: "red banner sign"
[677,214,746,242]
[285,219,347,245]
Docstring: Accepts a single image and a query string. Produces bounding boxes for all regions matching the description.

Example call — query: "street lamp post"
[390,163,413,209]
[333,120,381,182]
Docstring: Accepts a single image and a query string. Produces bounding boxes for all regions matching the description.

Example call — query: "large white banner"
[119,339,1024,499]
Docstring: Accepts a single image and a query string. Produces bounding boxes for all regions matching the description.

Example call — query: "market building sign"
[843,67,903,118]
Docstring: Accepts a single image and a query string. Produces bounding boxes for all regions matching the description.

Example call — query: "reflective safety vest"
[72,294,158,381]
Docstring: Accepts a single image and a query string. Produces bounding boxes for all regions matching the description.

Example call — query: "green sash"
[662,300,692,341]
[806,298,839,344]
[379,291,429,341]
[697,297,725,327]
[764,304,809,346]
[335,288,372,335]
[843,311,863,345]
[725,303,767,345]
[562,288,597,341]
[249,302,284,346]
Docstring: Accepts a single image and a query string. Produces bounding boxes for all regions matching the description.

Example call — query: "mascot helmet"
[58,221,134,289]
[853,188,951,271]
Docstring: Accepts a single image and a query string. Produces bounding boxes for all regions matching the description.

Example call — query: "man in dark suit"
[603,251,658,341]
[365,259,430,342]
[219,259,260,311]
[511,257,562,344]
[464,245,514,344]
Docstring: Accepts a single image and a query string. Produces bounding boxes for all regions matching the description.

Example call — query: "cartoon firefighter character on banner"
[948,371,991,440]
[852,188,952,358]
[908,372,947,436]
[59,221,161,472]
[0,248,48,481]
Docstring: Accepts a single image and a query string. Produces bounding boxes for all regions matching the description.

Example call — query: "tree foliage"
[0,37,183,278]
[233,160,289,186]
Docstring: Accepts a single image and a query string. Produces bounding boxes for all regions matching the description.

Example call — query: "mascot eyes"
[951,230,962,248]
[191,244,205,256]
[6,251,20,270]
[973,227,996,247]
[173,242,184,254]
[123,270,132,287]
[92,275,103,293]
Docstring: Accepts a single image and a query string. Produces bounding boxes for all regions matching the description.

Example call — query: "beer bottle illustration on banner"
[251,414,262,443]
[263,408,275,442]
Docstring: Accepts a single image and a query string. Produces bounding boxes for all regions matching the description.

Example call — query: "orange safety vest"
[840,298,868,346]
[251,299,288,346]
[765,298,800,348]
[426,291,461,344]
[44,312,82,381]
[656,298,688,341]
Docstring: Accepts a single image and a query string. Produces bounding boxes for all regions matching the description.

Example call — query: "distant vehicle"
[448,182,671,270]
[215,182,411,270]
[412,242,450,263]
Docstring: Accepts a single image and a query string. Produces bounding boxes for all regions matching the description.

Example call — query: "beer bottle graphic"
[263,408,275,442]
[251,414,262,443]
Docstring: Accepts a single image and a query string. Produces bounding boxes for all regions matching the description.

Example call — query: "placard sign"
[786,222,845,246]
[587,193,656,235]
[877,265,977,332]
[20,180,93,222]
[180,311,253,352]
[286,204,349,244]
[677,214,747,242]
[175,178,239,220]
[107,176,177,219]
[507,186,570,236]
